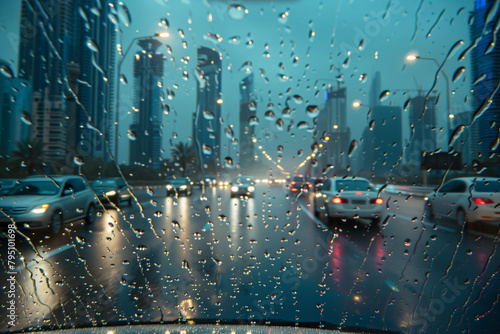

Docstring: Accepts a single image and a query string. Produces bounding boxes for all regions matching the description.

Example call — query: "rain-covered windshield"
[1,1,499,333]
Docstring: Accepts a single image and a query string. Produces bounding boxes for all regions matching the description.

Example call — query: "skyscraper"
[193,47,222,173]
[239,73,256,171]
[18,0,76,164]
[73,0,117,160]
[407,93,438,166]
[129,39,164,169]
[470,0,500,159]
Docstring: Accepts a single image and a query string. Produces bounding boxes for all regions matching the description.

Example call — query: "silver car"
[230,176,255,197]
[314,177,385,225]
[426,177,500,225]
[0,175,97,235]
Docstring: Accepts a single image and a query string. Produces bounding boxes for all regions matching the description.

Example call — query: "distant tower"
[407,93,438,165]
[193,47,222,173]
[239,73,256,170]
[129,39,164,169]
[74,1,117,160]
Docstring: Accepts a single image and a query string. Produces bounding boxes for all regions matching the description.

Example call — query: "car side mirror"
[63,189,73,196]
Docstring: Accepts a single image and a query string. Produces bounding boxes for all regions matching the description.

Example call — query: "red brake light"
[332,197,348,204]
[472,197,494,205]
[355,191,363,195]
[370,198,384,204]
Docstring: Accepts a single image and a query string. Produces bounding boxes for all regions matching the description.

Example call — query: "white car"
[0,175,97,235]
[314,177,385,224]
[426,177,500,225]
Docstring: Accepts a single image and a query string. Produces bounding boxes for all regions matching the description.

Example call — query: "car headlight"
[231,186,239,192]
[180,185,187,190]
[32,204,49,214]
[166,185,172,190]
[106,190,116,196]
[248,186,255,192]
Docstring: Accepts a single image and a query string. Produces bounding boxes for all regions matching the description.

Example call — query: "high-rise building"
[359,72,402,178]
[193,47,222,173]
[18,0,76,164]
[0,67,32,156]
[239,73,256,171]
[470,0,500,159]
[73,0,117,160]
[407,93,438,167]
[315,85,350,175]
[129,39,164,169]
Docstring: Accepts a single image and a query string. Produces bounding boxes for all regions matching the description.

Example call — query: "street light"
[405,54,452,136]
[113,32,168,161]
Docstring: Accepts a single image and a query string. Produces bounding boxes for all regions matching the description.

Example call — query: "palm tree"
[9,139,45,176]
[170,142,196,176]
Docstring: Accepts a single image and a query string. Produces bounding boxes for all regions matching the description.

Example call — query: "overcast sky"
[1,0,475,171]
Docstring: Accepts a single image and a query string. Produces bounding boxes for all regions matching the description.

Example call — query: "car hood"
[0,195,59,208]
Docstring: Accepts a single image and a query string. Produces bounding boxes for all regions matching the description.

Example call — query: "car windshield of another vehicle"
[336,180,371,192]
[2,1,500,333]
[8,181,60,196]
[474,181,500,192]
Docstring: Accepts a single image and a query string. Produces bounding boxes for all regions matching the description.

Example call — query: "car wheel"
[85,204,96,225]
[456,208,467,227]
[50,212,63,235]
[128,197,133,206]
[426,201,435,220]
[313,199,321,218]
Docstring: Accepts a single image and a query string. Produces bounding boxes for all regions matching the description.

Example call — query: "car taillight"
[472,197,494,205]
[291,181,296,185]
[332,197,348,204]
[370,198,384,204]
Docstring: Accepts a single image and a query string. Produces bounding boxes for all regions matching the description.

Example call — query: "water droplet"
[182,260,191,272]
[0,64,14,78]
[154,211,163,217]
[358,39,365,50]
[379,90,391,102]
[297,121,308,129]
[369,120,375,130]
[265,110,275,120]
[120,73,128,84]
[278,12,289,24]
[224,157,233,168]
[277,74,289,82]
[228,35,241,44]
[359,73,368,83]
[404,98,411,111]
[309,28,315,41]
[293,95,303,104]
[404,239,411,247]
[75,236,85,245]
[228,4,247,20]
[108,13,118,26]
[249,116,259,126]
[127,130,136,141]
[202,144,212,155]
[21,112,32,125]
[348,140,357,157]
[117,2,131,27]
[448,125,465,146]
[73,157,84,166]
[136,245,147,251]
[86,37,99,52]
[276,119,284,131]
[452,66,466,82]
[306,105,320,118]
[225,126,234,139]
[466,249,472,255]
[159,17,169,28]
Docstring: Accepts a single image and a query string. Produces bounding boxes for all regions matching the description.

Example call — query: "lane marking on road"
[15,243,74,272]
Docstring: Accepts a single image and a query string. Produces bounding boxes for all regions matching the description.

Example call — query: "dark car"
[89,178,132,207]
[166,177,193,196]
[230,176,255,197]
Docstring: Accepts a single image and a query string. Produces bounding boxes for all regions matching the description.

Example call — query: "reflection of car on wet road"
[230,176,255,197]
[0,175,96,234]
[426,177,500,225]
[314,177,385,224]
[166,177,193,196]
[90,178,132,207]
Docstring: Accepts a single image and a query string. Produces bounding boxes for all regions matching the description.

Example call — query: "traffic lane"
[298,192,500,332]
